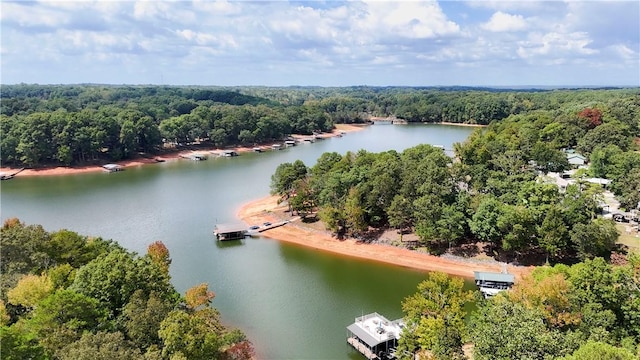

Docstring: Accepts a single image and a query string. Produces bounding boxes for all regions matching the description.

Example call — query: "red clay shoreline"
[0,124,366,177]
[1,121,485,178]
[237,195,532,280]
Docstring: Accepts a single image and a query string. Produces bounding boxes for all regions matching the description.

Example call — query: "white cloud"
[482,11,527,32]
[0,0,637,86]
[356,1,460,40]
[1,2,69,28]
[517,31,597,60]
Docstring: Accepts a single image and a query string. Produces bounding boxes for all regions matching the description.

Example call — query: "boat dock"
[346,312,404,360]
[256,220,289,233]
[102,164,123,173]
[180,153,207,161]
[214,223,248,241]
[474,271,515,298]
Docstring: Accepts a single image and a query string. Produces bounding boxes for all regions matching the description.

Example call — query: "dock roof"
[474,271,515,284]
[347,313,404,348]
[214,223,247,234]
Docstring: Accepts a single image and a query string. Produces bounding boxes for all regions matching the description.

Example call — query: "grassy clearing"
[616,223,640,254]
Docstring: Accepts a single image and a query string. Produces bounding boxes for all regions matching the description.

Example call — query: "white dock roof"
[347,313,404,348]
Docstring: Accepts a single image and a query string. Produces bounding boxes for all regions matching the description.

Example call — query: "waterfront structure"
[221,150,238,157]
[474,271,515,298]
[346,312,404,360]
[214,223,248,241]
[181,153,207,161]
[102,164,123,172]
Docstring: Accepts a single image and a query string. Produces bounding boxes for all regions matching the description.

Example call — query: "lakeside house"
[347,312,404,360]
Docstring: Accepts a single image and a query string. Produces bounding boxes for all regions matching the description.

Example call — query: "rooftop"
[347,313,404,348]
[474,271,515,284]
[214,223,248,234]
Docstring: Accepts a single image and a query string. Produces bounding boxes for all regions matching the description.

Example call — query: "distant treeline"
[1,84,638,167]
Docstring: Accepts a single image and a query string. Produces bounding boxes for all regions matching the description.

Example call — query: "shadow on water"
[215,239,246,249]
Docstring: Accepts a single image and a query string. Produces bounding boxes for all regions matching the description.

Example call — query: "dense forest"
[270,98,640,262]
[1,84,638,167]
[0,219,254,360]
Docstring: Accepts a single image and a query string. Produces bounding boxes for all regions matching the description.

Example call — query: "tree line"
[0,218,254,360]
[2,84,637,167]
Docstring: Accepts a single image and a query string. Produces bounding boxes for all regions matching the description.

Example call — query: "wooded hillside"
[2,85,637,167]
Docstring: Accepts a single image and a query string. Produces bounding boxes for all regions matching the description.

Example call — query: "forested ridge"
[2,84,637,168]
[0,219,254,360]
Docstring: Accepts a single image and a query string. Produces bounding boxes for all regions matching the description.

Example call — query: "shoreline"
[0,124,365,178]
[236,195,531,280]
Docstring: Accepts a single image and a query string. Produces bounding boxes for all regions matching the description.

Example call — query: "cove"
[1,124,476,359]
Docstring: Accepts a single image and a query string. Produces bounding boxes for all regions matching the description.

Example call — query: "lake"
[0,124,476,359]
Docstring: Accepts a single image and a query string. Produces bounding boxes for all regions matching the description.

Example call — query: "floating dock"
[347,312,404,360]
[181,153,207,161]
[102,164,123,173]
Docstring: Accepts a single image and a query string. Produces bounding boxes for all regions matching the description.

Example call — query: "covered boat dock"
[346,312,404,359]
[474,271,515,298]
[214,223,248,241]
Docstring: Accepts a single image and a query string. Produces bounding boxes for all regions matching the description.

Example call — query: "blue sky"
[1,1,638,87]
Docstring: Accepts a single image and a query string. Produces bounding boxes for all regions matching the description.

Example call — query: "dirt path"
[237,196,532,280]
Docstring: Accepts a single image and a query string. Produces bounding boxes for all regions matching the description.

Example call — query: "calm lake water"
[1,124,475,359]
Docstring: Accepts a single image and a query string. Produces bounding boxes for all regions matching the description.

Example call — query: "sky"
[1,0,639,87]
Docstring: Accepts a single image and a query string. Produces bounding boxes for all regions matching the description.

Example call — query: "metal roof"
[347,313,403,348]
[474,271,515,283]
[214,223,247,234]
[347,323,382,348]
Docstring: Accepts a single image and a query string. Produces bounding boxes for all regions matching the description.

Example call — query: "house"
[474,271,515,298]
[346,312,404,360]
[566,153,587,167]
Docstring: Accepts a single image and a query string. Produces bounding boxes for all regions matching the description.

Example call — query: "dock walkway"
[257,219,293,232]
